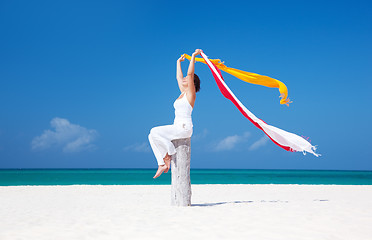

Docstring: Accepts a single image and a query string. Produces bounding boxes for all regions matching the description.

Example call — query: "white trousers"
[148,120,193,165]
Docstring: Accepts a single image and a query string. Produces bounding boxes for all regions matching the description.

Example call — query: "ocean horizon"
[1,168,372,186]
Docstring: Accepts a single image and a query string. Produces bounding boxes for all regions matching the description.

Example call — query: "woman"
[148,49,202,179]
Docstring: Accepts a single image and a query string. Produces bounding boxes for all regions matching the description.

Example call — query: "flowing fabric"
[196,51,319,157]
[184,54,291,106]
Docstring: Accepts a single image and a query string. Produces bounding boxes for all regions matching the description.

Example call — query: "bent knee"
[149,128,155,136]
[150,126,161,136]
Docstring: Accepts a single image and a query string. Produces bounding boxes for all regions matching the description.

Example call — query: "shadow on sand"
[192,200,253,207]
[192,199,329,207]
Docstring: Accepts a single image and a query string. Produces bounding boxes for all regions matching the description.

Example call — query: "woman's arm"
[176,55,184,80]
[187,52,197,76]
[186,49,202,95]
[176,55,185,92]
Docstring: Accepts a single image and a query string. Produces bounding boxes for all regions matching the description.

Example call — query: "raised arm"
[187,52,197,76]
[186,49,202,95]
[176,55,185,92]
[177,55,184,79]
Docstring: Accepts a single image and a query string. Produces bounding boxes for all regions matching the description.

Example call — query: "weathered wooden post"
[170,137,192,206]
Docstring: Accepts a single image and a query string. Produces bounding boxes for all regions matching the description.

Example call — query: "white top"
[173,91,193,124]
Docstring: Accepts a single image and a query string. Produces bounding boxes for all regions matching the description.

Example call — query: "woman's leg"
[148,132,168,178]
[148,125,178,178]
[148,132,166,166]
[148,125,179,160]
[148,124,192,178]
[163,153,171,172]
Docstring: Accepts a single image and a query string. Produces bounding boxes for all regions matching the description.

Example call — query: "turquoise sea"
[1,169,372,186]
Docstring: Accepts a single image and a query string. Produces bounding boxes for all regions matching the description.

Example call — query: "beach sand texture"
[1,184,371,240]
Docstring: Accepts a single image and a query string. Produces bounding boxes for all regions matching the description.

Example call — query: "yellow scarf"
[183,54,292,106]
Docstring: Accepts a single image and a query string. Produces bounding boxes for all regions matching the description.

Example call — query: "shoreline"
[1,183,372,186]
[2,169,371,186]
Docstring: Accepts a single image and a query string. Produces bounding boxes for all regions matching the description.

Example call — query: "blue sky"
[0,0,371,170]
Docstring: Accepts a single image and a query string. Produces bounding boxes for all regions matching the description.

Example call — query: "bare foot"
[153,164,168,179]
[164,155,171,173]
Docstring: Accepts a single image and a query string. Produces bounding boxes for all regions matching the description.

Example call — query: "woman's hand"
[192,49,202,56]
[177,54,185,62]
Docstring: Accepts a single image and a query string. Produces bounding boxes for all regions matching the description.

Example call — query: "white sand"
[0,184,371,240]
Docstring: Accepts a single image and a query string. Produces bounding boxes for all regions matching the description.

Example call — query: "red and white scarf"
[200,51,320,157]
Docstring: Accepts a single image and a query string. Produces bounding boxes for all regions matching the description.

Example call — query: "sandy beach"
[0,184,371,240]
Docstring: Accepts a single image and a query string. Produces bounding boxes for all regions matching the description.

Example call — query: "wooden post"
[170,138,192,206]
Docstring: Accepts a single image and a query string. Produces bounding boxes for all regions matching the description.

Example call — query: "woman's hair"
[194,73,201,93]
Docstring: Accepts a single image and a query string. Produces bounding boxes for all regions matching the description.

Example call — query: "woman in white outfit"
[149,49,202,179]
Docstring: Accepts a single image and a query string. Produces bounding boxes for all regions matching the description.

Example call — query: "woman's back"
[174,92,193,122]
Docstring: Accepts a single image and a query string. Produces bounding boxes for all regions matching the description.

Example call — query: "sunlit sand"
[0,184,371,239]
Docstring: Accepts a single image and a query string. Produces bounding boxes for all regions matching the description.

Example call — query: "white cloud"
[213,132,250,151]
[249,136,269,151]
[192,129,208,141]
[31,117,98,153]
[123,142,151,152]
